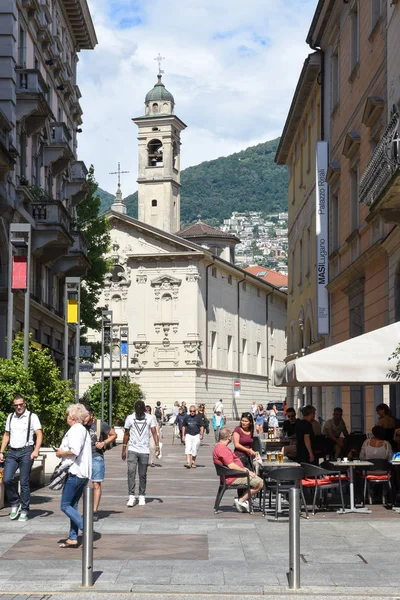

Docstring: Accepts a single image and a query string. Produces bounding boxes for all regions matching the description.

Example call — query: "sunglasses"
[189,410,196,413]
[14,403,25,407]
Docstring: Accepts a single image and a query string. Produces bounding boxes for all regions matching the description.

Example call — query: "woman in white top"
[359,426,392,461]
[56,403,92,548]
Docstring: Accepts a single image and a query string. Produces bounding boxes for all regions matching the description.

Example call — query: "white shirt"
[6,410,41,448]
[60,423,92,479]
[124,413,157,454]
[214,401,223,414]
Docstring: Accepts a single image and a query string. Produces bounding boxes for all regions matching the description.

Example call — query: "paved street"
[0,427,400,599]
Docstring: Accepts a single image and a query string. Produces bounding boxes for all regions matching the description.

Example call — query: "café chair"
[301,463,346,515]
[362,458,393,506]
[213,463,253,514]
[263,466,307,520]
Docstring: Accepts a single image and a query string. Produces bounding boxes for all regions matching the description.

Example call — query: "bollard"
[82,485,94,588]
[288,486,300,590]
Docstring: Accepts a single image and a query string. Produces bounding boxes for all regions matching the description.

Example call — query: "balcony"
[0,110,17,183]
[359,111,400,223]
[66,161,88,205]
[54,230,89,277]
[22,0,41,14]
[30,200,73,262]
[43,122,74,175]
[16,69,53,135]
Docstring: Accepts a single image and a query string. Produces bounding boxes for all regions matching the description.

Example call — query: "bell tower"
[133,67,187,233]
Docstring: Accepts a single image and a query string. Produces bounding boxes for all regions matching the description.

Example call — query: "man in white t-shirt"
[214,399,224,416]
[122,400,159,507]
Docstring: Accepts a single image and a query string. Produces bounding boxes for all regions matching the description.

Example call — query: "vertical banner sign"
[67,299,78,323]
[316,141,329,335]
[12,256,28,290]
[121,341,128,356]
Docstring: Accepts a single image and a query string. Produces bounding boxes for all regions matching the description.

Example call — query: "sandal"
[59,540,80,549]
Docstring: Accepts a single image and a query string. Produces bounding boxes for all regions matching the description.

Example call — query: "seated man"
[282,407,298,459]
[323,407,349,458]
[213,427,263,513]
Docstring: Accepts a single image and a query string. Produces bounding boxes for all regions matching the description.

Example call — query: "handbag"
[49,461,70,490]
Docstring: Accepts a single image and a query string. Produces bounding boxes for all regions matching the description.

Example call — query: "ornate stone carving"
[150,274,182,299]
[133,341,149,354]
[153,346,179,367]
[131,352,143,374]
[154,321,179,336]
[183,339,202,366]
[136,267,147,284]
[186,266,200,282]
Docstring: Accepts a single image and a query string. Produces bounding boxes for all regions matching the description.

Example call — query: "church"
[79,73,288,416]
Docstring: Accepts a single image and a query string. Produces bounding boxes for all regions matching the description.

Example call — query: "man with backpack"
[85,405,117,520]
[0,394,42,521]
[154,402,164,426]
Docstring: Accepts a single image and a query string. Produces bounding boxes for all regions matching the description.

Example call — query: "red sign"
[12,256,27,290]
[233,379,241,392]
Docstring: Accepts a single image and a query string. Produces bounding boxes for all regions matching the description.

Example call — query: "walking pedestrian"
[56,403,91,548]
[182,405,204,468]
[122,400,160,506]
[154,401,164,438]
[211,410,225,442]
[85,405,117,520]
[213,398,224,416]
[176,408,185,444]
[0,394,42,522]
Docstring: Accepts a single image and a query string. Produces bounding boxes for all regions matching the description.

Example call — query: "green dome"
[145,74,174,104]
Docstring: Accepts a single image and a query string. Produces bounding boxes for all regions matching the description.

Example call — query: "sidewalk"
[0,427,399,598]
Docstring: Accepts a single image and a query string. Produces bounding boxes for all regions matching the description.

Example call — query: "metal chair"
[262,466,307,520]
[213,463,253,513]
[362,459,393,505]
[301,462,346,515]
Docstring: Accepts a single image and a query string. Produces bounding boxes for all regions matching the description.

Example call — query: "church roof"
[145,74,175,104]
[178,221,240,242]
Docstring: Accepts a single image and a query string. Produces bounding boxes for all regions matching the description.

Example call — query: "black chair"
[214,463,253,514]
[301,462,346,515]
[362,459,393,505]
[262,466,307,520]
[340,433,367,458]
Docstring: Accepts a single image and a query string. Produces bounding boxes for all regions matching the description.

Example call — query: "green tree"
[76,166,111,351]
[82,377,144,426]
[0,335,75,446]
[388,344,400,381]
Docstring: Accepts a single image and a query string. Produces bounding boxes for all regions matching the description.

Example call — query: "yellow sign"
[67,299,78,323]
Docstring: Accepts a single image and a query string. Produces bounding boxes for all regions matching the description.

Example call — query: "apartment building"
[0,0,97,373]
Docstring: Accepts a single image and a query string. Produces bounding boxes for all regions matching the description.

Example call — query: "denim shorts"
[91,455,105,482]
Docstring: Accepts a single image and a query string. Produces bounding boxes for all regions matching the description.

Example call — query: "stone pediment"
[150,275,182,288]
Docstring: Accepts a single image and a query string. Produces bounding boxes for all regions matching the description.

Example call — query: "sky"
[77,0,318,195]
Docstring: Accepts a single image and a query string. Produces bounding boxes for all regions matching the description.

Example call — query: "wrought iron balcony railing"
[359,111,400,207]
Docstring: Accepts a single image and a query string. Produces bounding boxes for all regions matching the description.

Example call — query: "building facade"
[275,51,327,417]
[305,0,400,431]
[0,0,96,372]
[80,76,288,415]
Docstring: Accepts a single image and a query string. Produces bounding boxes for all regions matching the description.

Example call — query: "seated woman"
[376,403,396,445]
[233,412,256,469]
[359,426,392,461]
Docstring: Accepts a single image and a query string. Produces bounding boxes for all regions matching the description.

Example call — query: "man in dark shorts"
[182,405,204,468]
[85,406,117,520]
[296,405,315,464]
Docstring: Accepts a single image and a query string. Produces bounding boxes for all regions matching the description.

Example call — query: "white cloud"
[77,0,317,194]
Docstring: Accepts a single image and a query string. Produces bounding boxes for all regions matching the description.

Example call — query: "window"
[211,267,217,278]
[18,27,26,66]
[371,0,381,30]
[147,139,163,167]
[270,321,274,338]
[311,97,316,124]
[211,331,217,368]
[151,199,157,206]
[306,227,311,278]
[152,103,159,113]
[19,131,27,178]
[295,139,300,163]
[270,354,275,373]
[227,335,233,370]
[350,168,359,232]
[290,251,295,296]
[242,338,248,372]
[299,238,303,285]
[350,2,360,74]
[257,288,260,297]
[242,282,246,292]
[331,52,339,109]
[228,274,232,285]
[256,342,262,375]
[331,194,340,250]
[307,124,311,172]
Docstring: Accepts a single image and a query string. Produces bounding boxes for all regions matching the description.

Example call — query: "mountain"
[97,137,287,224]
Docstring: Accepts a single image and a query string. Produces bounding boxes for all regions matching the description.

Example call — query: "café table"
[329,460,373,514]
[260,459,301,513]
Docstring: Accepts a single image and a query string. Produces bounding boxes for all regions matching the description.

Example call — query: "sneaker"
[234,499,250,513]
[127,495,137,507]
[10,504,21,520]
[191,463,197,468]
[93,512,99,522]
[138,496,146,506]
[234,499,245,513]
[184,463,191,468]
[18,512,28,522]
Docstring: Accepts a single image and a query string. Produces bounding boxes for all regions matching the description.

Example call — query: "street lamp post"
[7,223,31,368]
[64,277,81,401]
[101,310,112,423]
[109,317,114,426]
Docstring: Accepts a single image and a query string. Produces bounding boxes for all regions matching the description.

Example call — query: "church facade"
[79,74,287,416]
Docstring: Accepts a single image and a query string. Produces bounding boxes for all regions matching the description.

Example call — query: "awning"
[273,322,400,387]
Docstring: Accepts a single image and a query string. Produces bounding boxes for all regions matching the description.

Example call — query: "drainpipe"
[205,261,214,389]
[237,275,246,376]
[265,290,273,393]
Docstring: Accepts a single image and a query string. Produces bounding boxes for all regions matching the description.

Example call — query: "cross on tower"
[109,162,129,187]
[154,53,165,75]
